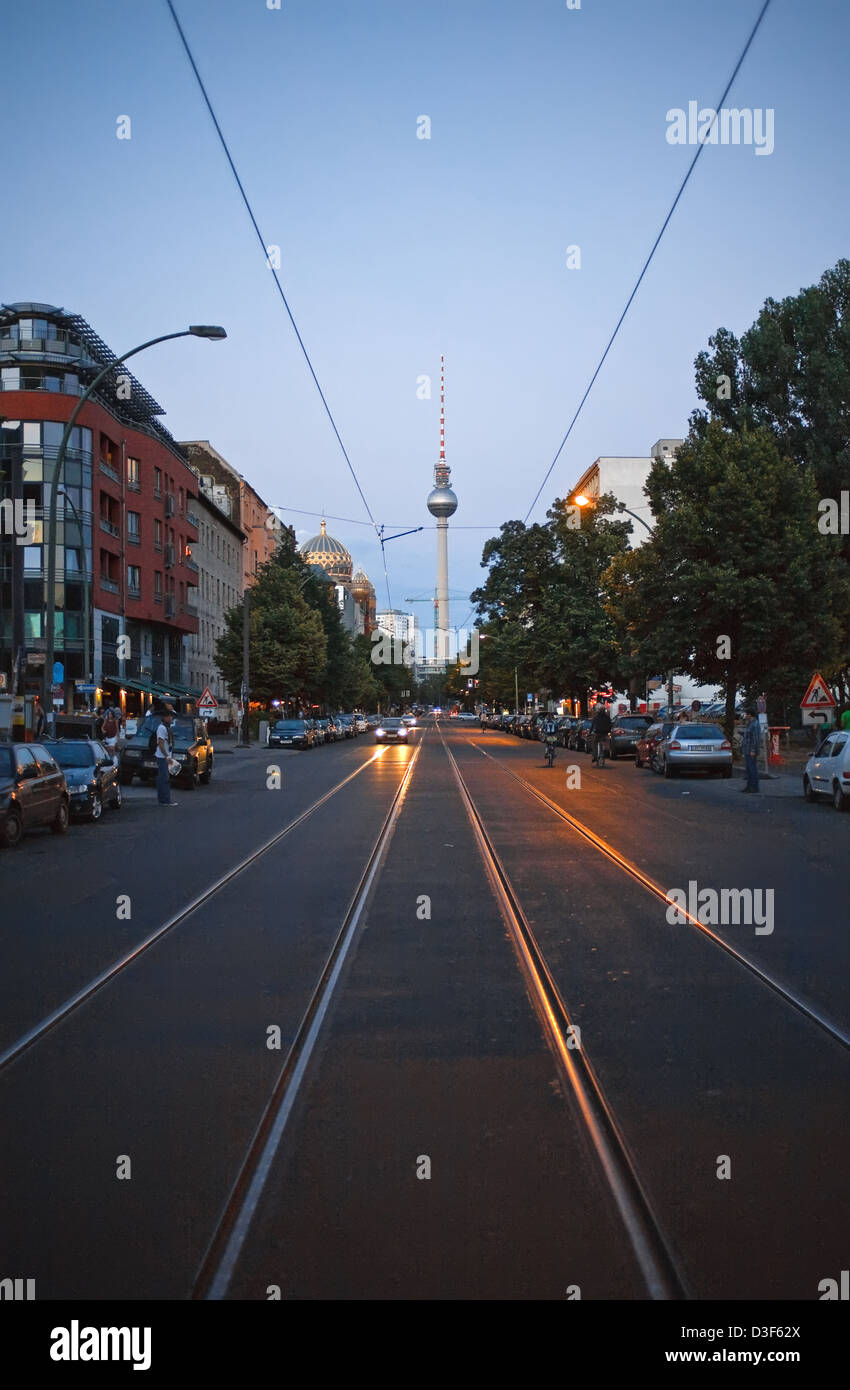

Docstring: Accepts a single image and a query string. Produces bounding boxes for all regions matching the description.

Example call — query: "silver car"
[656,722,732,778]
[803,730,850,810]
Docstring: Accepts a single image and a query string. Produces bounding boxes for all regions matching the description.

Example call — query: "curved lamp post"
[43,325,226,718]
[568,491,669,711]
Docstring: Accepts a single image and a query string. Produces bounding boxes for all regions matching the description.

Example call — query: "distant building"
[376,609,417,646]
[189,482,246,705]
[180,440,282,587]
[299,520,376,636]
[570,439,683,546]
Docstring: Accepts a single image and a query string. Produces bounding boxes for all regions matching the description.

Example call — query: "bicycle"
[544,737,557,767]
[593,734,608,768]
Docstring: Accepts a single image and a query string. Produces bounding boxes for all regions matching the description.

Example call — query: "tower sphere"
[427,485,458,518]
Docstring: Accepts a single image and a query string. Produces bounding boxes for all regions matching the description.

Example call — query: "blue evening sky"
[4,0,848,626]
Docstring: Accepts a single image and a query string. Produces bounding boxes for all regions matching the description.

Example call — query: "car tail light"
[842,771,850,780]
[613,727,624,737]
[720,740,731,749]
[668,740,681,750]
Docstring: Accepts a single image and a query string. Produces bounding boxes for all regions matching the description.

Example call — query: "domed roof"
[299,519,353,582]
[350,567,375,597]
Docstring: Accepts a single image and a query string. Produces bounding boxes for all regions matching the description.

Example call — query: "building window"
[127,456,141,491]
[154,518,162,550]
[127,511,141,544]
[154,467,162,498]
[127,564,141,597]
[154,572,163,602]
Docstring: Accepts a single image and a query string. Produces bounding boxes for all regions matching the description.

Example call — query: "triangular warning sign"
[800,672,836,709]
[197,686,218,708]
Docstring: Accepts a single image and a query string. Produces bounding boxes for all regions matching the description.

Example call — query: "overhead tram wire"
[163,0,395,605]
[523,0,773,524]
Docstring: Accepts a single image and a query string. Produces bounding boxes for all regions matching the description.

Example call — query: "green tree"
[694,258,850,505]
[603,422,849,727]
[216,536,326,707]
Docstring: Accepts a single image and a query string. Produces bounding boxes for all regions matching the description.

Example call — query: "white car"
[401,715,416,727]
[355,715,367,733]
[803,730,850,810]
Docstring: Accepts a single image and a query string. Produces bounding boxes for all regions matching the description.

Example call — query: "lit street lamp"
[43,325,227,719]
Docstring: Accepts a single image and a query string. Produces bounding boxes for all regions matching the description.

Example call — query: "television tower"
[426,354,457,657]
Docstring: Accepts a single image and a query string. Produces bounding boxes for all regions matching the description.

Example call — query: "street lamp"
[43,324,227,719]
[570,492,654,536]
[568,491,673,712]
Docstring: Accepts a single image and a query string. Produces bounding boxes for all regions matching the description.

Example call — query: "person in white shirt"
[156,707,177,806]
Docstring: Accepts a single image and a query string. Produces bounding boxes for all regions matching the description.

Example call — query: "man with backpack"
[153,706,177,806]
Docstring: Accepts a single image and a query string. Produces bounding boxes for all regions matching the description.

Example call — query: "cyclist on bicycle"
[542,714,558,763]
[590,702,612,765]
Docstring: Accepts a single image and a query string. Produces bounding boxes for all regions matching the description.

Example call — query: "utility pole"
[241,588,250,746]
[515,666,519,716]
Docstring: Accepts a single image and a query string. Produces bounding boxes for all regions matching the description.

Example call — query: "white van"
[803,731,850,810]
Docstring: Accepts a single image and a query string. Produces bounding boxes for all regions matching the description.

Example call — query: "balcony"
[187,510,199,529]
[185,557,199,573]
[127,585,141,601]
[165,544,175,569]
[165,595,176,619]
[99,518,120,537]
[165,494,175,517]
[127,479,141,494]
[99,460,119,483]
[127,532,141,546]
[100,576,120,594]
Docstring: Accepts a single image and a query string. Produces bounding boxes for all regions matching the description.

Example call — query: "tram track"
[0,743,410,1075]
[470,739,850,1054]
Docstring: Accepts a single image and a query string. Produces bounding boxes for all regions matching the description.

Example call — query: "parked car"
[568,719,594,752]
[355,714,368,733]
[338,715,356,739]
[0,742,70,846]
[655,722,732,778]
[267,718,314,750]
[557,717,579,747]
[608,714,654,760]
[314,717,334,744]
[802,730,850,810]
[43,739,121,821]
[375,717,409,744]
[120,713,214,787]
[634,721,675,771]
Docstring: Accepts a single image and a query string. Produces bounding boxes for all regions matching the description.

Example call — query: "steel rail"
[0,747,397,1074]
[440,730,689,1300]
[193,736,424,1300]
[471,739,850,1053]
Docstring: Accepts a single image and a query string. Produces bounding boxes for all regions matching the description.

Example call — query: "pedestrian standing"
[155,707,177,806]
[102,706,120,754]
[95,707,104,740]
[33,697,46,739]
[740,709,761,793]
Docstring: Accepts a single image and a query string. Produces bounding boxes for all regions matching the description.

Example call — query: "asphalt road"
[1,718,847,1300]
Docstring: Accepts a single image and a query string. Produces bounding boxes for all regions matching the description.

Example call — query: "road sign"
[800,672,836,709]
[76,683,97,694]
[52,662,64,684]
[198,686,218,717]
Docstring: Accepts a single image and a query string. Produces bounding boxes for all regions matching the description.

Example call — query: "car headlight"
[376,728,385,736]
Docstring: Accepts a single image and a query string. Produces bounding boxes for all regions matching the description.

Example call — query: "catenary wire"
[523,0,773,523]
[163,0,394,605]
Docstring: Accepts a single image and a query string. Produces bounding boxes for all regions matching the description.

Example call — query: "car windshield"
[617,717,652,727]
[679,724,724,739]
[381,718,402,728]
[275,720,305,731]
[46,742,96,768]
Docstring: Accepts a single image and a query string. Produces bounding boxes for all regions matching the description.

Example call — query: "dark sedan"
[267,718,314,750]
[608,714,654,760]
[567,719,594,752]
[375,717,409,744]
[0,742,70,847]
[120,714,214,787]
[43,739,121,821]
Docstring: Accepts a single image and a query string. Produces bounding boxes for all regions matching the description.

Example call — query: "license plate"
[143,760,157,769]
